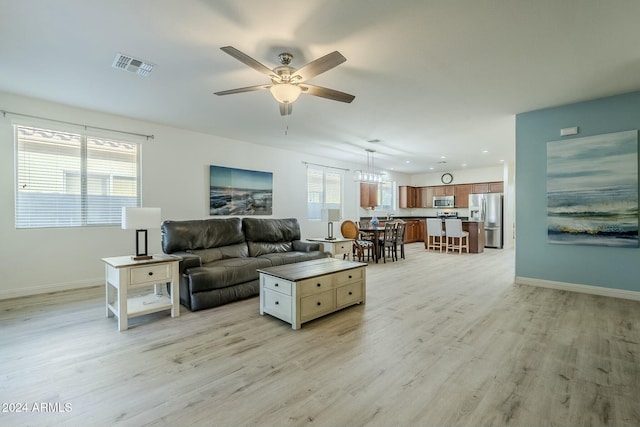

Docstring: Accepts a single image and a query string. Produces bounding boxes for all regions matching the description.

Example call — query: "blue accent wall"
[515,91,640,292]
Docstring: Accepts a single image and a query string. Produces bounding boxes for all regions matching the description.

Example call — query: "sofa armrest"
[293,240,320,253]
[171,251,202,275]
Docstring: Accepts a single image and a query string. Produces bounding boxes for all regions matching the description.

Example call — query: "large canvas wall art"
[547,130,638,247]
[209,165,273,215]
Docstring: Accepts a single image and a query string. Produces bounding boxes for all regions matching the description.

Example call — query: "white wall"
[0,91,367,299]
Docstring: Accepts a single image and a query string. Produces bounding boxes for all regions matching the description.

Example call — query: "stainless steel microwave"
[433,195,455,208]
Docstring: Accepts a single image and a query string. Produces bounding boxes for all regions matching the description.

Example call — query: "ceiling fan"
[214,46,355,116]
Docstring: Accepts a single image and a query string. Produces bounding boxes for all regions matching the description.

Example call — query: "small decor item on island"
[371,214,379,227]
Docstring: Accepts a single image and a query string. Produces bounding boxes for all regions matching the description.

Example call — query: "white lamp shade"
[322,208,341,222]
[269,84,302,103]
[121,207,161,230]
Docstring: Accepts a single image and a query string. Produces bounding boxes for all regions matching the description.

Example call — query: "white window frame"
[376,181,396,211]
[14,124,142,229]
[306,166,343,220]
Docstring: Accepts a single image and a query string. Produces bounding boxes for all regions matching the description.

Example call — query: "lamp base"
[324,237,337,241]
[132,255,153,261]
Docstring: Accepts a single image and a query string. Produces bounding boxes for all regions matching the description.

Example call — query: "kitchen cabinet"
[419,187,434,207]
[417,220,425,242]
[489,181,504,193]
[433,185,455,196]
[398,186,418,208]
[360,182,379,208]
[404,220,418,243]
[471,181,504,194]
[454,184,472,207]
[472,183,489,194]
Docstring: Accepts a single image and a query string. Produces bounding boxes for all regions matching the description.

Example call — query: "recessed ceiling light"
[405,160,411,164]
[461,163,467,167]
[440,155,446,159]
[482,150,489,154]
[429,167,434,170]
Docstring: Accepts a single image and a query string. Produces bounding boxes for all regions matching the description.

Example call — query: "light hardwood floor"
[1,244,639,427]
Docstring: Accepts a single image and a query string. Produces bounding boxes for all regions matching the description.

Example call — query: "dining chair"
[393,220,406,260]
[340,220,374,262]
[426,218,445,252]
[444,218,469,254]
[379,222,398,262]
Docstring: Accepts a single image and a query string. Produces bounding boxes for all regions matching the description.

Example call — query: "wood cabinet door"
[432,186,446,196]
[360,182,379,208]
[399,186,417,208]
[489,181,504,193]
[454,184,472,207]
[472,183,489,193]
[417,220,425,242]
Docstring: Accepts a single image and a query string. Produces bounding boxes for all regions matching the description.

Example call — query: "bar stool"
[426,218,445,252]
[444,218,469,254]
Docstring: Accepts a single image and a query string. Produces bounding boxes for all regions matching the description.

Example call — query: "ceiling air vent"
[112,53,154,77]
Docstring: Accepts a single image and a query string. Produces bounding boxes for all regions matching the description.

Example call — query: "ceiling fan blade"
[220,46,276,78]
[299,84,355,103]
[279,102,292,116]
[292,51,346,82]
[214,84,270,96]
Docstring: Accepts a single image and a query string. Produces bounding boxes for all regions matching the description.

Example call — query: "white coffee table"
[258,258,366,330]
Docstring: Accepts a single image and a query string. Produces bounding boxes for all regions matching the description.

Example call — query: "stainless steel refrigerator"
[468,193,503,248]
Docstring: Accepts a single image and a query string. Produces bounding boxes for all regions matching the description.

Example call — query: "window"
[15,125,141,228]
[377,181,396,211]
[307,166,342,220]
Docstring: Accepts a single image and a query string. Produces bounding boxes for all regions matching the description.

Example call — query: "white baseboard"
[515,276,640,302]
[0,278,103,301]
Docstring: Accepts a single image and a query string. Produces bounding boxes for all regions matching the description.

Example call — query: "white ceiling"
[2,0,640,174]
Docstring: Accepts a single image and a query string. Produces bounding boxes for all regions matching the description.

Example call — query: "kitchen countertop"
[360,216,475,221]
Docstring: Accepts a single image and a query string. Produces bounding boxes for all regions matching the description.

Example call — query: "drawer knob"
[316,283,321,287]
[317,302,321,306]
[275,301,279,305]
[348,275,352,279]
[148,272,153,276]
[349,291,353,295]
[275,283,279,287]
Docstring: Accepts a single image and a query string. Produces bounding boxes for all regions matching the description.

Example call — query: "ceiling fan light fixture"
[270,83,302,104]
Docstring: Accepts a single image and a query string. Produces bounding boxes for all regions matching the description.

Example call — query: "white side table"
[102,254,181,331]
[308,238,354,259]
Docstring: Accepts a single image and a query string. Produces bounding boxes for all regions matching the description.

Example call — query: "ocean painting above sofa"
[547,130,638,247]
[209,165,273,216]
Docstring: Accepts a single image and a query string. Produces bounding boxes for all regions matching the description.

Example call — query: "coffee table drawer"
[337,282,363,307]
[299,275,333,296]
[334,268,363,285]
[262,275,293,295]
[300,290,335,322]
[263,289,292,322]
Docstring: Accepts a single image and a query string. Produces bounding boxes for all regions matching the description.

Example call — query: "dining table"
[358,226,386,263]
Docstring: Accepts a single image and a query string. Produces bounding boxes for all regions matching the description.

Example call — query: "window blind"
[15,125,141,228]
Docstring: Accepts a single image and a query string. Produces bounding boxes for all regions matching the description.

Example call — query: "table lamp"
[324,208,341,240]
[121,207,161,260]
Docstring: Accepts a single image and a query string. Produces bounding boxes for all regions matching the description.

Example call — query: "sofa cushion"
[257,250,326,266]
[243,218,301,243]
[186,257,272,293]
[161,217,244,253]
[189,242,249,264]
[247,241,293,257]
